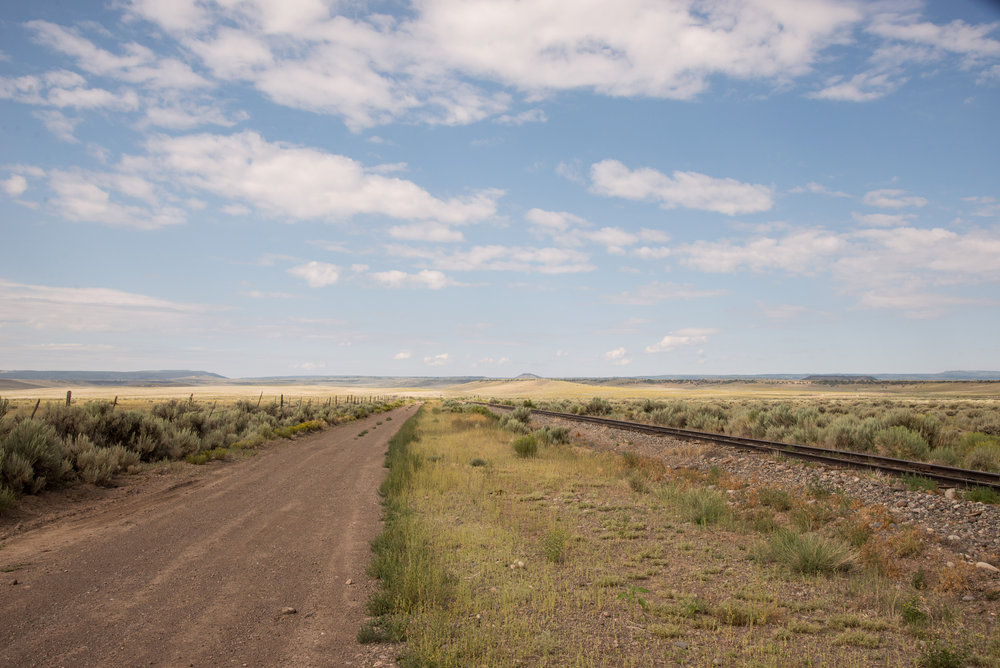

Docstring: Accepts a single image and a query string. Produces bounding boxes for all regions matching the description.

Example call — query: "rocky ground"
[530,411,1000,571]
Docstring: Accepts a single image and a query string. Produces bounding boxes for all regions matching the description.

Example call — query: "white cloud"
[386,244,594,274]
[524,208,586,233]
[605,347,630,366]
[631,246,672,260]
[33,109,81,142]
[851,211,913,227]
[646,328,718,353]
[288,261,340,287]
[679,229,844,274]
[0,70,139,110]
[639,228,670,243]
[393,351,412,360]
[584,227,639,254]
[144,131,502,223]
[47,169,185,229]
[589,160,773,215]
[809,71,901,102]
[2,174,28,197]
[790,181,851,197]
[608,282,725,305]
[424,352,449,367]
[862,188,928,209]
[0,279,209,332]
[496,108,547,125]
[122,0,861,130]
[27,20,210,90]
[370,269,453,290]
[389,221,463,243]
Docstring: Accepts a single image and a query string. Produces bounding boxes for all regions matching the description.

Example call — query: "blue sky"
[2,0,999,378]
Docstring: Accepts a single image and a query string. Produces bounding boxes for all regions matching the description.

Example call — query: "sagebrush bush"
[512,435,538,458]
[873,426,929,460]
[676,486,729,526]
[1,419,72,493]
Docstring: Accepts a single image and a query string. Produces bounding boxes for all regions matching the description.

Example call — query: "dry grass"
[362,403,1000,667]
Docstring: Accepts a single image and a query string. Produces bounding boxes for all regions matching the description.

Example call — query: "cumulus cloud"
[47,169,185,229]
[370,269,453,290]
[589,160,773,215]
[288,261,340,287]
[0,70,139,110]
[33,109,81,142]
[862,189,928,209]
[393,351,412,360]
[144,131,502,223]
[119,0,863,129]
[605,347,630,366]
[646,328,718,353]
[424,353,449,367]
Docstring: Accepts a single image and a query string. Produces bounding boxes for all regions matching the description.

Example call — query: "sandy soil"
[0,405,417,667]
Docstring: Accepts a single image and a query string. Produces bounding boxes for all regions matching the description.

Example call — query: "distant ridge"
[513,373,542,380]
[0,370,226,384]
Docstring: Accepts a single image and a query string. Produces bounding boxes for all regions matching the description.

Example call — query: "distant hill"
[513,373,542,380]
[803,375,878,383]
[0,370,227,385]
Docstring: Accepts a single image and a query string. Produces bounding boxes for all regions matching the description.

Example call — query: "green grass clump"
[757,486,793,510]
[541,527,569,563]
[901,474,938,493]
[919,641,970,668]
[512,435,538,458]
[0,485,15,513]
[675,487,729,526]
[963,485,1000,504]
[762,529,856,574]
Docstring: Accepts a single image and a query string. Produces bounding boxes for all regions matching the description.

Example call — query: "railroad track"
[475,403,1000,492]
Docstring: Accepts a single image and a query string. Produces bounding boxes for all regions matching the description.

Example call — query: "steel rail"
[474,403,1000,492]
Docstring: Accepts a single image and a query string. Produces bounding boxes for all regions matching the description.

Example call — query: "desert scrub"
[511,434,538,458]
[0,395,404,509]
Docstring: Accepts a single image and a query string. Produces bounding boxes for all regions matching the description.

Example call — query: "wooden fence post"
[66,390,72,406]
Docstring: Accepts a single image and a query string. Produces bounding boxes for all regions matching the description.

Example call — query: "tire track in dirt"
[0,404,417,667]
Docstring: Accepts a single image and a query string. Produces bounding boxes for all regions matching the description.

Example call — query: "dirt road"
[0,405,417,667]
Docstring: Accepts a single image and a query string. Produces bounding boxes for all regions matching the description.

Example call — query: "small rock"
[673,641,690,650]
[962,595,975,602]
[281,607,297,615]
[947,535,961,542]
[601,611,611,618]
[345,578,353,585]
[517,560,525,569]
[976,561,1000,573]
[945,488,956,500]
[10,579,17,586]
[946,561,955,568]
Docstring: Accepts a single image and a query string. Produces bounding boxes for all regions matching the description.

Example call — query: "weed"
[964,485,1000,504]
[902,474,938,493]
[626,471,649,494]
[763,529,857,574]
[541,527,569,564]
[919,641,970,668]
[618,585,649,611]
[901,596,928,625]
[469,458,488,467]
[675,486,730,526]
[912,567,927,590]
[357,429,369,437]
[757,487,792,511]
[0,485,15,513]
[512,435,538,458]
[833,631,881,648]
